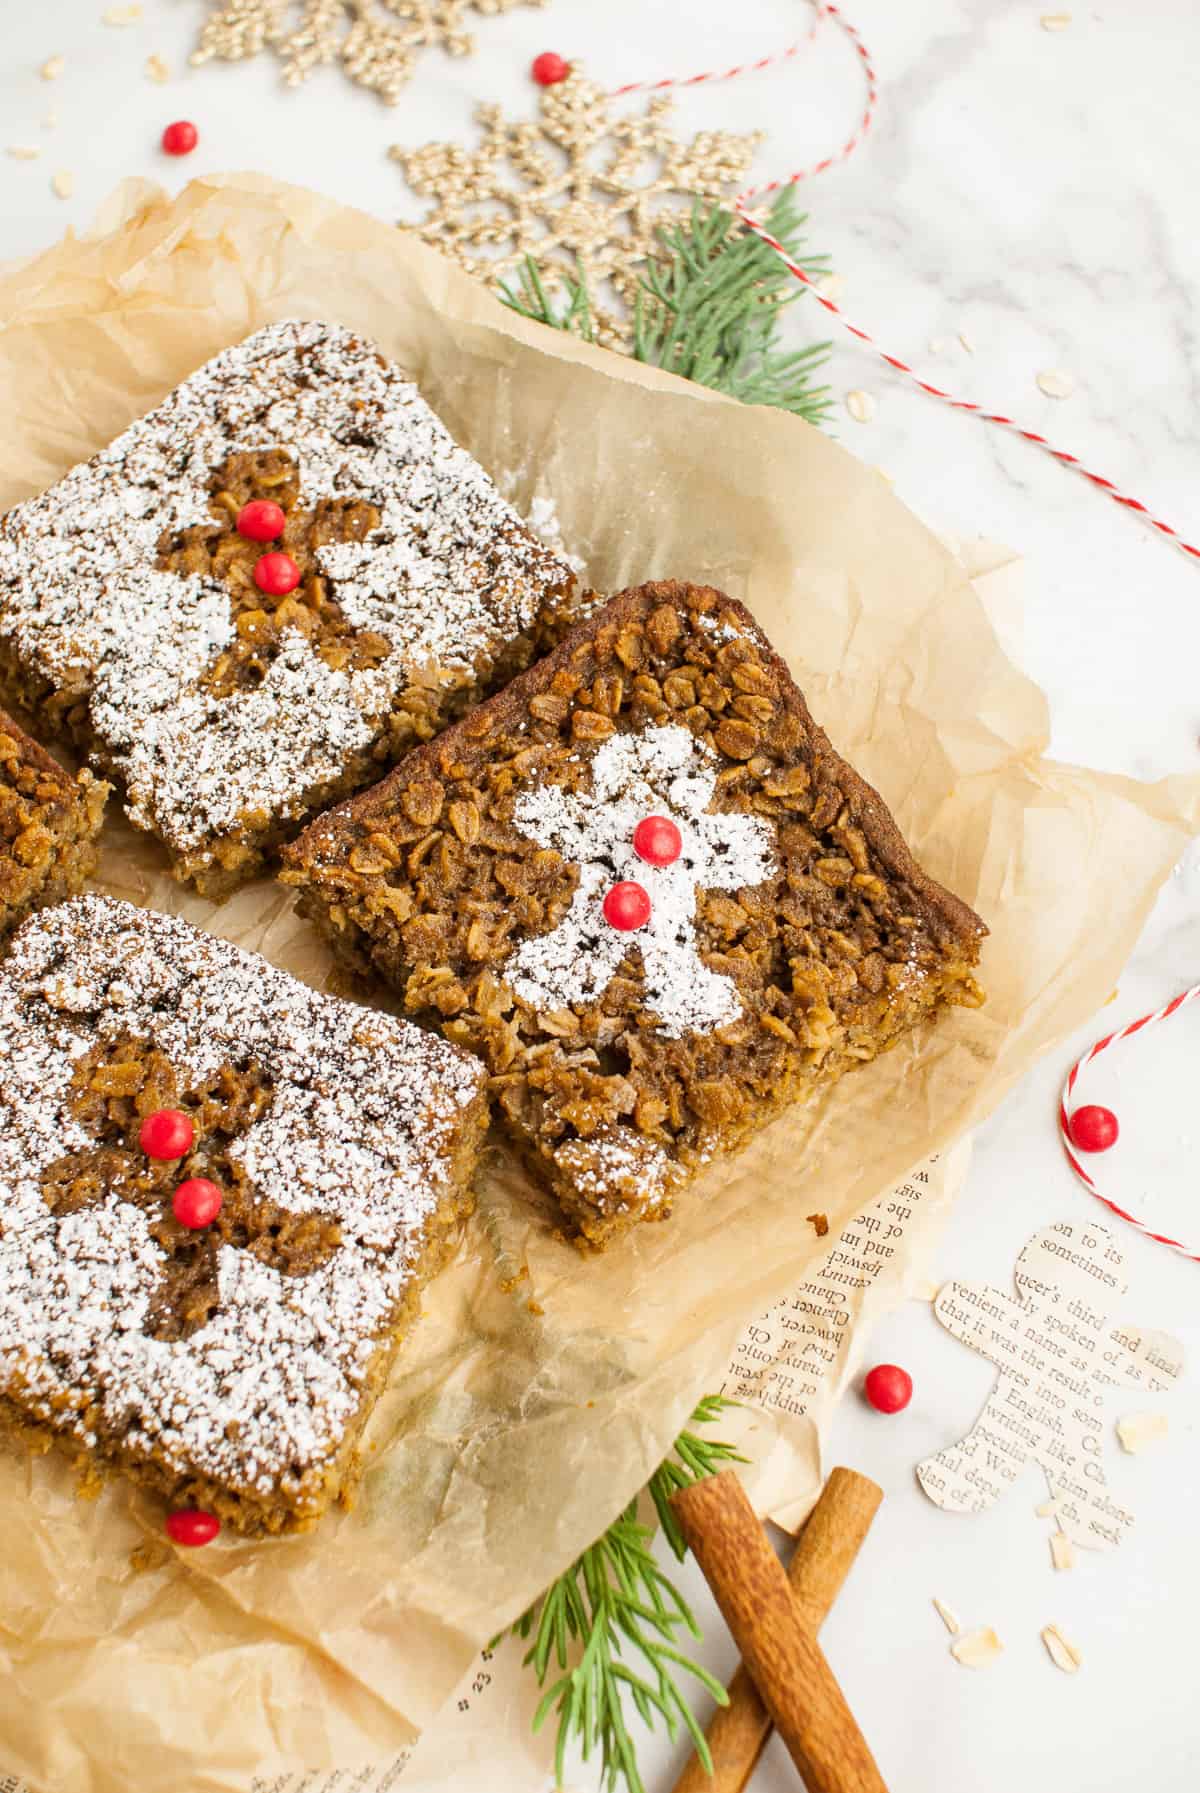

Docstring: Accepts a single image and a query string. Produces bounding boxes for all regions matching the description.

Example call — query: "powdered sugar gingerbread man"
[916,1220,1182,1549]
[506,722,774,1036]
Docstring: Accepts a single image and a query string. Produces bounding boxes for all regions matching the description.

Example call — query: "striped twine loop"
[1058,986,1200,1261]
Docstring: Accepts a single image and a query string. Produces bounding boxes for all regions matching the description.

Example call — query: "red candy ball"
[165,1509,220,1547]
[864,1363,913,1414]
[632,814,682,867]
[236,499,286,543]
[253,551,300,596]
[161,120,198,157]
[531,51,569,85]
[173,1178,223,1230]
[139,1108,195,1161]
[602,880,651,931]
[1068,1104,1119,1153]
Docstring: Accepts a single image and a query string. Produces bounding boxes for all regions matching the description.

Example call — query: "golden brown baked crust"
[0,709,107,942]
[285,580,986,1246]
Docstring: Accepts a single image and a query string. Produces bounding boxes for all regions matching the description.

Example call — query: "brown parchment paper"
[1,173,1197,1793]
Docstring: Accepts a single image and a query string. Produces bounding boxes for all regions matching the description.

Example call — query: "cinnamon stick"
[671,1470,889,1793]
[670,1468,882,1793]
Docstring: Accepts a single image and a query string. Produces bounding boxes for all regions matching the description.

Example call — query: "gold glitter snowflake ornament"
[395,68,763,345]
[193,0,545,106]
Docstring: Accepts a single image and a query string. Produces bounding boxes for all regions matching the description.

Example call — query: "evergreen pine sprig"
[499,187,833,425]
[505,1395,747,1793]
[648,1391,748,1562]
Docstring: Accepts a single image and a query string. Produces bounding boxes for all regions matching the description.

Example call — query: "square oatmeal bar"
[0,320,575,897]
[0,895,487,1536]
[284,580,986,1247]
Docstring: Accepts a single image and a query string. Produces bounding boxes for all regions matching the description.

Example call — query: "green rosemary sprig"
[647,1391,748,1561]
[634,188,832,419]
[504,250,597,345]
[505,1395,747,1793]
[498,187,832,425]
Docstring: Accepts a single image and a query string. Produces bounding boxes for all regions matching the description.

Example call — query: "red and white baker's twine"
[609,2,875,178]
[605,4,1200,564]
[1059,986,1200,1262]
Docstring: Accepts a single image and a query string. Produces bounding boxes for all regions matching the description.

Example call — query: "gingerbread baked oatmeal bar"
[0,895,487,1536]
[284,579,986,1247]
[0,320,575,898]
[0,709,107,943]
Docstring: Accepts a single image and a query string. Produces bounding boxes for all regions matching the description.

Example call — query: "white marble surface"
[3,3,1200,1791]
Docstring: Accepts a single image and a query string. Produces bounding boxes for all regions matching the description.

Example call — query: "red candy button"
[161,120,198,156]
[602,881,651,931]
[166,1509,220,1547]
[632,815,682,867]
[139,1108,195,1161]
[1067,1104,1119,1153]
[173,1178,223,1229]
[253,551,300,596]
[531,51,569,85]
[236,499,286,543]
[864,1363,913,1414]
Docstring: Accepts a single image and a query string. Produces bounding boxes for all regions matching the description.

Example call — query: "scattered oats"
[815,271,843,301]
[145,52,170,82]
[7,145,41,161]
[42,111,58,130]
[40,55,65,80]
[102,4,142,22]
[1037,368,1075,399]
[932,1597,962,1636]
[1041,1624,1083,1674]
[950,1627,1004,1669]
[958,328,975,354]
[1050,1530,1075,1572]
[1035,1497,1063,1519]
[129,1536,171,1574]
[928,337,951,355]
[51,169,74,200]
[1040,12,1072,29]
[845,389,876,424]
[1117,1411,1168,1454]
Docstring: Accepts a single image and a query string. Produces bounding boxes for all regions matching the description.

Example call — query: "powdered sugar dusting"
[0,895,484,1507]
[554,1126,673,1209]
[507,725,774,1036]
[526,493,587,575]
[695,609,746,645]
[0,320,570,858]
